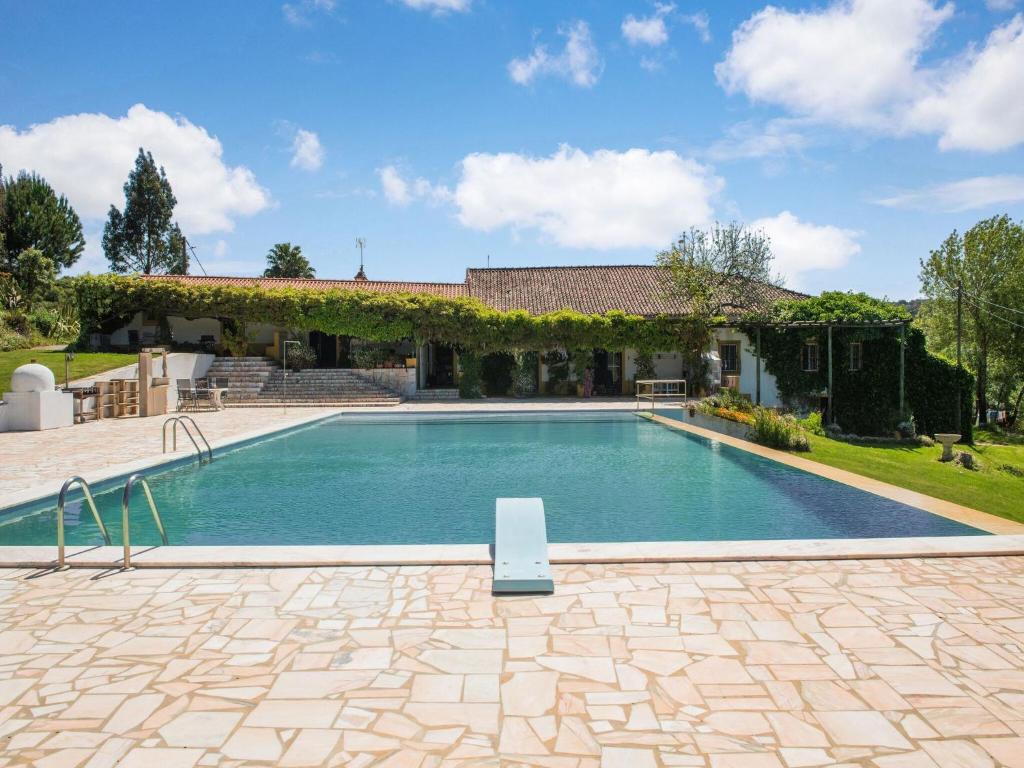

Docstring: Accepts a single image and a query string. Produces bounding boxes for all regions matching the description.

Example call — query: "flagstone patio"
[2,556,1023,767]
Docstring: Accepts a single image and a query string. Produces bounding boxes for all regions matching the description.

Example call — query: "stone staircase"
[205,357,402,407]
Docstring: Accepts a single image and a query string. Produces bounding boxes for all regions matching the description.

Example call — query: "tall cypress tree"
[103,148,187,274]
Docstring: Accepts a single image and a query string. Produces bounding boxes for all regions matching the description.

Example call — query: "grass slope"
[1,349,138,391]
[806,430,1024,524]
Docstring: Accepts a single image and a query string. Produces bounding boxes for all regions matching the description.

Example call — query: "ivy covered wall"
[745,292,973,439]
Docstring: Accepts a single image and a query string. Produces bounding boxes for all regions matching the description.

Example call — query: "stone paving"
[2,557,1024,767]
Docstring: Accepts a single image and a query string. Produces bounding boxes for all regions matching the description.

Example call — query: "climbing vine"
[71,274,711,356]
[742,292,973,438]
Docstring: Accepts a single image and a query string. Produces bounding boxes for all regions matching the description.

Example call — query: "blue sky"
[2,0,1022,298]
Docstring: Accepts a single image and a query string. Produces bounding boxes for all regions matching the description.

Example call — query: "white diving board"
[493,498,554,595]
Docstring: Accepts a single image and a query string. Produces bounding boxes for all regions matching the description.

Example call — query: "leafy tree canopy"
[10,248,55,312]
[918,214,1024,425]
[103,148,187,275]
[264,242,315,278]
[656,222,780,322]
[0,170,85,271]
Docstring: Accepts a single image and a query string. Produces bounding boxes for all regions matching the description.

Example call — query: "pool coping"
[3,535,1024,568]
[3,404,1023,568]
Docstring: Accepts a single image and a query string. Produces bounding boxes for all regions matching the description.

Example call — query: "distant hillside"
[893,298,924,317]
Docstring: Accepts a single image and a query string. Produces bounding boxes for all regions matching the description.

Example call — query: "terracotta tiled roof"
[466,265,805,316]
[137,273,468,299]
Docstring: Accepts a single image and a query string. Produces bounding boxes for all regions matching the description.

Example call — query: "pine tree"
[103,148,187,274]
[0,170,85,271]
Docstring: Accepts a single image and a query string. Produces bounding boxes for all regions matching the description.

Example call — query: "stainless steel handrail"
[162,416,213,462]
[56,476,112,568]
[121,474,169,568]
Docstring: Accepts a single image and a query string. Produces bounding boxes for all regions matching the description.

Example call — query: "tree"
[656,222,779,321]
[263,242,315,278]
[103,148,186,274]
[0,170,85,271]
[919,215,1024,426]
[10,248,56,312]
[656,222,780,382]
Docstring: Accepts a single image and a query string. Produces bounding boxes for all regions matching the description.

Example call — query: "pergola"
[745,318,912,424]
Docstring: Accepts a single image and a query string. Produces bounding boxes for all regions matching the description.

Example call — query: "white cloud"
[907,15,1024,151]
[282,0,335,27]
[716,0,951,130]
[289,128,324,171]
[0,104,271,234]
[751,211,860,286]
[622,4,674,47]
[875,174,1024,212]
[717,1,1024,151]
[452,145,722,249]
[987,0,1017,10]
[400,0,471,12]
[682,11,711,43]
[378,165,451,206]
[508,21,602,88]
[707,119,808,161]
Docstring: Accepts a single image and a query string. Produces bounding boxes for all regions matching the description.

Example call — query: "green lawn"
[1,349,139,391]
[805,431,1024,524]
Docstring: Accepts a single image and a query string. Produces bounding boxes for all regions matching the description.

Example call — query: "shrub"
[750,408,811,451]
[458,350,483,398]
[284,341,317,371]
[918,435,935,447]
[799,410,825,436]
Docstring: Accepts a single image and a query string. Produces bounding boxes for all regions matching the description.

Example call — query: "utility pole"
[955,278,963,435]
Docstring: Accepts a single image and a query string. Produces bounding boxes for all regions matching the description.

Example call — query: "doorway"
[428,344,456,387]
[309,331,338,368]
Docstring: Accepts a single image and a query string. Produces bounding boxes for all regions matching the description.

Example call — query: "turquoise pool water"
[0,412,984,546]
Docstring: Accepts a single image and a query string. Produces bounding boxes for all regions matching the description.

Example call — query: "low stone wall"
[670,408,753,441]
[351,368,418,398]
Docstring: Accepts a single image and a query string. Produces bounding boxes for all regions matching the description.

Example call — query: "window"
[849,341,863,371]
[719,342,740,374]
[801,340,819,372]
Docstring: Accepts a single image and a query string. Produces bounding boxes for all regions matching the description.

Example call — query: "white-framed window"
[719,342,740,374]
[801,340,819,372]
[849,341,863,371]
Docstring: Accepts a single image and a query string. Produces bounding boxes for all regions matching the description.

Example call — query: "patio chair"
[193,378,213,410]
[175,379,196,411]
[213,377,230,406]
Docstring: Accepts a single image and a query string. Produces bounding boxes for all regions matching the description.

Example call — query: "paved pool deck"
[3,557,1024,767]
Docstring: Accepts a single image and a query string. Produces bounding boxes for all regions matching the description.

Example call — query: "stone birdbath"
[934,433,961,462]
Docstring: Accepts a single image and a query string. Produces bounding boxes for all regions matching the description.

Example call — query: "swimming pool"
[0,412,984,546]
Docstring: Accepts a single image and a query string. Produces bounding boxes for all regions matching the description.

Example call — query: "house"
[104,265,805,404]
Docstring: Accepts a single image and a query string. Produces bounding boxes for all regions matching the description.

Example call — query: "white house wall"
[711,328,780,407]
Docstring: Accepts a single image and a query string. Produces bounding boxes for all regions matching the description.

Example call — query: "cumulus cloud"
[452,145,722,249]
[717,0,1024,151]
[751,211,860,286]
[289,128,324,171]
[875,174,1024,212]
[907,15,1024,151]
[622,4,674,47]
[508,21,602,88]
[0,104,271,234]
[987,0,1017,10]
[682,11,711,42]
[716,0,950,130]
[400,0,471,12]
[378,165,451,206]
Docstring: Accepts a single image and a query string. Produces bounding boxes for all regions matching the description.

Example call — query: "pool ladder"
[163,416,213,462]
[55,474,169,569]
